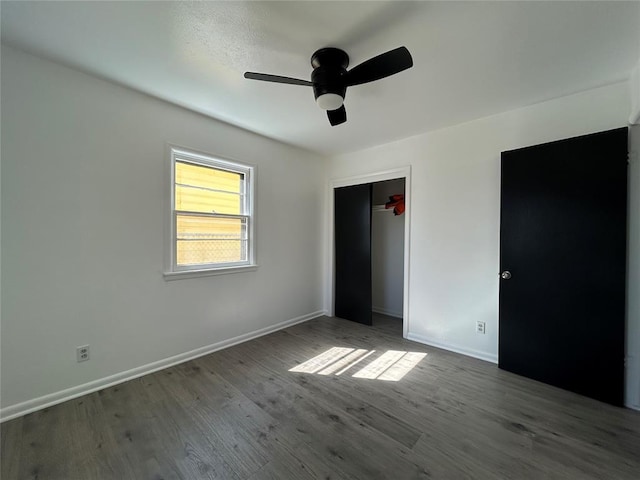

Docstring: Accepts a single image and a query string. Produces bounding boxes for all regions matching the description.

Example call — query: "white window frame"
[164,146,257,280]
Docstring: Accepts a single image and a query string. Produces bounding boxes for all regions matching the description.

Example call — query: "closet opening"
[333,175,406,338]
[371,178,405,337]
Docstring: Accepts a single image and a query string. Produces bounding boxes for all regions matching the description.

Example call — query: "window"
[166,147,255,277]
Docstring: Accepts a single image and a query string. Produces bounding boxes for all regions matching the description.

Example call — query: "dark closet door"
[335,184,373,325]
[499,127,627,406]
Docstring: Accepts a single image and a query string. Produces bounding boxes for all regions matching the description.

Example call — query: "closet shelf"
[373,205,394,213]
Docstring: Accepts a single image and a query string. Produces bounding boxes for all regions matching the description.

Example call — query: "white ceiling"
[2,1,639,155]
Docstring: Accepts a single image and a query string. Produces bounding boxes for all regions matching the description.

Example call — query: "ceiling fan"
[244,46,413,126]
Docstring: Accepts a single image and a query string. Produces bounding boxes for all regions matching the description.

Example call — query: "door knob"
[501,271,512,280]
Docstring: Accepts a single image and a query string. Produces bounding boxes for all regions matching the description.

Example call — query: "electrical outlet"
[76,345,90,362]
[476,321,486,334]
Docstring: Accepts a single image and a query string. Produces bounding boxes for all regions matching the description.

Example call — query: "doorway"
[499,127,628,406]
[330,168,410,338]
[371,179,406,337]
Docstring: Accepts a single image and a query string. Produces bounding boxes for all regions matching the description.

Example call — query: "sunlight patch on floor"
[289,347,427,381]
[376,351,427,381]
[289,347,354,373]
[319,348,370,375]
[352,350,407,379]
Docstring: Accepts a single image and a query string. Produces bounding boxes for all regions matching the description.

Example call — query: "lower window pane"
[177,215,248,266]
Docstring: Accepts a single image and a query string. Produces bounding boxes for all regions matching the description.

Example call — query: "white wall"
[372,179,405,318]
[630,61,640,124]
[0,46,326,419]
[327,82,632,373]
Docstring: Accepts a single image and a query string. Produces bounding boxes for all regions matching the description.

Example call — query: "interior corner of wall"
[629,61,640,125]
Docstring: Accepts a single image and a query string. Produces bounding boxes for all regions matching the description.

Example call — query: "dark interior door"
[499,127,627,406]
[335,183,373,325]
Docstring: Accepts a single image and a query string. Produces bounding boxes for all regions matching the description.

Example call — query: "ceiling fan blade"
[327,105,347,126]
[345,46,413,87]
[244,72,312,86]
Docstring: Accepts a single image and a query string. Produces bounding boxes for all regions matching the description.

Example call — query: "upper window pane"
[175,161,244,215]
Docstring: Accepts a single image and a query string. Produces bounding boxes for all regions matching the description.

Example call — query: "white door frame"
[326,166,411,338]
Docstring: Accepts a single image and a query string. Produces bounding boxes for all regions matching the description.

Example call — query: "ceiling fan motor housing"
[311,48,349,108]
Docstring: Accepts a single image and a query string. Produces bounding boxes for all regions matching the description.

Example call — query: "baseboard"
[372,306,403,318]
[406,332,498,364]
[0,311,324,422]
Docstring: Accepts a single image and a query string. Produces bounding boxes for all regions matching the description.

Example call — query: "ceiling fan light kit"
[316,93,344,111]
[244,46,413,126]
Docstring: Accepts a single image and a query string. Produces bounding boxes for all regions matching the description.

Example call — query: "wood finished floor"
[2,314,640,479]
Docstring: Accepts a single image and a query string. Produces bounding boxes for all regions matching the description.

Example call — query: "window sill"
[163,264,258,281]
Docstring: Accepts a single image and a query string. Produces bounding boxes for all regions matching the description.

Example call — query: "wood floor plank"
[198,348,362,480]
[158,357,333,480]
[152,397,244,480]
[154,366,270,478]
[236,333,425,449]
[16,402,83,480]
[241,326,452,438]
[244,457,316,480]
[0,417,23,480]
[96,381,184,479]
[209,344,436,479]
[62,392,137,480]
[371,313,403,337]
[2,315,640,480]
